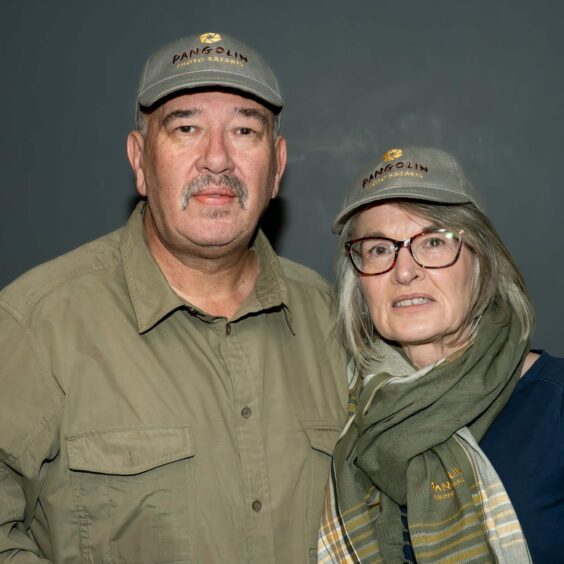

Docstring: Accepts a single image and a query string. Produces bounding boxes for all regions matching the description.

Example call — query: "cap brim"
[138,69,283,111]
[332,186,474,234]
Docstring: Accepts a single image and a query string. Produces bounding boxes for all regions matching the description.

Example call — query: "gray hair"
[136,108,149,137]
[335,201,534,370]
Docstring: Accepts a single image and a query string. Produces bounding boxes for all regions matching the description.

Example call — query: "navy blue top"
[403,351,564,563]
[480,351,564,563]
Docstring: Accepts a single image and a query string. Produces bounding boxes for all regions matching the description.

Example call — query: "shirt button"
[252,500,262,512]
[241,406,252,419]
[226,324,232,335]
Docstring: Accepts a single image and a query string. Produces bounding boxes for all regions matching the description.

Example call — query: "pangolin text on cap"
[172,47,248,66]
[362,161,429,189]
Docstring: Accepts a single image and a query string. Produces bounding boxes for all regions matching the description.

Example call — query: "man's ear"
[271,135,287,199]
[127,131,147,197]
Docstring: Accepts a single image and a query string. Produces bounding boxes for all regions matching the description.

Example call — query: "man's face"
[128,90,286,260]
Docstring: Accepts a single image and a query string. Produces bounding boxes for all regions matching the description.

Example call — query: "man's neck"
[167,251,259,319]
[146,230,260,320]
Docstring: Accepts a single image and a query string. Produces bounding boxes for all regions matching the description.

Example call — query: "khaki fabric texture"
[0,203,347,564]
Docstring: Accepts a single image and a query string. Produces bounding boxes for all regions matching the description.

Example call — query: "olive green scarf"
[319,305,532,563]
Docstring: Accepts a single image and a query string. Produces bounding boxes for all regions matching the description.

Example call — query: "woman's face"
[355,202,475,368]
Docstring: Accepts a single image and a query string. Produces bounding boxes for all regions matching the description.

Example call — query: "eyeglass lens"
[350,230,461,275]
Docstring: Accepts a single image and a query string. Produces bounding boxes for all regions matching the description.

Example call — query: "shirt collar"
[120,202,290,333]
[239,229,289,317]
[120,202,184,333]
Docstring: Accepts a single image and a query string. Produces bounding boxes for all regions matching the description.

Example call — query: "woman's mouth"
[393,297,433,308]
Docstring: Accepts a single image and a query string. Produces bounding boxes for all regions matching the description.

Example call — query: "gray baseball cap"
[333,147,485,234]
[136,32,283,122]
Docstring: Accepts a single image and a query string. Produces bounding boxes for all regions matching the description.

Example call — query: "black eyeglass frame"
[345,228,465,276]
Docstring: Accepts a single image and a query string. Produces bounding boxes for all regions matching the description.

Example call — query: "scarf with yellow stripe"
[318,305,532,563]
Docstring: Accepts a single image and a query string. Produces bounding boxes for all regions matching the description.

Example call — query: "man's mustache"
[180,175,249,210]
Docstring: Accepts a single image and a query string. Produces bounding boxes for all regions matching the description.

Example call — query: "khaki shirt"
[0,204,347,564]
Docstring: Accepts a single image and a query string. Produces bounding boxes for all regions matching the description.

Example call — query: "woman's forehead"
[354,202,432,236]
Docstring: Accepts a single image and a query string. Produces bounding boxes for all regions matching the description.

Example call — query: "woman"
[318,147,564,563]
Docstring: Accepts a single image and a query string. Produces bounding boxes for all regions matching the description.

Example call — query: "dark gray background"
[1,0,563,354]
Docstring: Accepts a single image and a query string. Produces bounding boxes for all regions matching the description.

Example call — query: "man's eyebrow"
[161,109,201,128]
[235,107,268,126]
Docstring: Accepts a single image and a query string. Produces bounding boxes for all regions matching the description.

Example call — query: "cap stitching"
[449,153,465,189]
[371,184,470,196]
[139,69,281,99]
[139,53,154,90]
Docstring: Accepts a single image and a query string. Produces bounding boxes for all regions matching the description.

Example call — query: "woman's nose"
[392,246,422,285]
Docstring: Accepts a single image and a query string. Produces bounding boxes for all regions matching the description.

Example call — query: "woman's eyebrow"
[357,231,387,238]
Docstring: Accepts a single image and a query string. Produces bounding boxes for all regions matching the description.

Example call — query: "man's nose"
[197,130,235,175]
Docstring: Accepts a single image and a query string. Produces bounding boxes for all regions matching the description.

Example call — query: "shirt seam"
[0,304,64,463]
[0,261,123,322]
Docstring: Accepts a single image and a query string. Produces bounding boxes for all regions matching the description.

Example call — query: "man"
[0,33,347,563]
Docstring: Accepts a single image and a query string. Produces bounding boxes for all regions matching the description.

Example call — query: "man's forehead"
[157,89,272,117]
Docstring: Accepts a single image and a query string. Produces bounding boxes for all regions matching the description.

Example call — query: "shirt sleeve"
[0,303,63,562]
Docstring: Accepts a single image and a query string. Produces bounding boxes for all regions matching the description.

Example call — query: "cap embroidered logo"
[199,32,222,44]
[383,148,403,162]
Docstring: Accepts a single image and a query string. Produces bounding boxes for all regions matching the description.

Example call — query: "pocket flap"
[66,425,194,475]
[300,421,342,456]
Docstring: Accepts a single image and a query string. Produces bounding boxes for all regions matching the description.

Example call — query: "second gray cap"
[333,147,485,234]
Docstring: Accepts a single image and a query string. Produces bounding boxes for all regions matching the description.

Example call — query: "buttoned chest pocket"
[66,426,194,563]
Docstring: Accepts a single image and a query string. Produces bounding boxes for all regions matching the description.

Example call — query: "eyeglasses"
[345,228,464,276]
